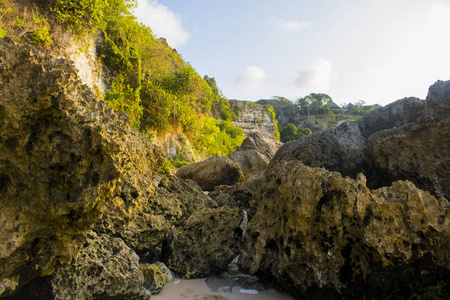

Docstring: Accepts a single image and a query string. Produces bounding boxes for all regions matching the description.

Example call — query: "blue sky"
[134,0,450,106]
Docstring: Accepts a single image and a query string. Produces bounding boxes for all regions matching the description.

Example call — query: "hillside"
[0,0,244,162]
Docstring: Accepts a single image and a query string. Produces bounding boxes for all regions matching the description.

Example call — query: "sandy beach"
[151,277,294,300]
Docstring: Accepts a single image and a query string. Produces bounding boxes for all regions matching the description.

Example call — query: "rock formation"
[230,132,283,178]
[176,156,244,191]
[94,174,216,253]
[0,38,164,296]
[167,207,244,278]
[51,231,151,300]
[239,161,450,298]
[229,100,277,137]
[271,81,450,199]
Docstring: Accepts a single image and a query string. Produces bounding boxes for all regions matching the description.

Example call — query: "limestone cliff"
[229,100,277,137]
[0,38,164,296]
[240,161,450,298]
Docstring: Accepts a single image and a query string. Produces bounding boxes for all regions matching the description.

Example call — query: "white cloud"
[295,58,333,93]
[134,0,190,48]
[270,17,310,32]
[234,66,266,91]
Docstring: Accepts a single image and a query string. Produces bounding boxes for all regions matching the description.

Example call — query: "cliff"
[229,100,278,137]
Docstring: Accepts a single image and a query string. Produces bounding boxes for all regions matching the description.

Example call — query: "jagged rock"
[239,161,450,299]
[176,156,244,191]
[271,120,368,177]
[0,39,164,296]
[153,132,198,163]
[364,81,450,199]
[139,263,166,294]
[210,183,259,220]
[167,207,244,278]
[95,174,216,253]
[230,132,283,178]
[229,100,277,137]
[271,84,449,199]
[154,262,173,283]
[52,231,151,300]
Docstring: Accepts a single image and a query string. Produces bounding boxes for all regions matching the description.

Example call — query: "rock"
[229,100,277,137]
[271,84,449,199]
[210,183,259,220]
[230,132,282,178]
[95,174,216,253]
[239,161,450,298]
[52,231,151,300]
[153,132,199,163]
[363,81,450,198]
[176,156,244,191]
[271,120,368,177]
[0,39,164,296]
[154,262,173,283]
[167,207,244,278]
[139,263,166,294]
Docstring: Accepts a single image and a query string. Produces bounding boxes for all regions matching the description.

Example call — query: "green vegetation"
[0,0,244,158]
[279,123,311,143]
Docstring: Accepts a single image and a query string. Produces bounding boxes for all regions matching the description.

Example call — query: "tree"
[279,123,312,143]
[297,93,332,115]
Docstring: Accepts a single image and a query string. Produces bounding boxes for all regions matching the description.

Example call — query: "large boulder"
[167,207,244,278]
[95,174,216,253]
[239,161,450,298]
[52,231,151,300]
[271,82,449,199]
[176,156,244,191]
[364,81,450,198]
[0,39,164,296]
[230,132,283,178]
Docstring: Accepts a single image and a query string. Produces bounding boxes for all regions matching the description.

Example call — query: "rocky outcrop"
[271,82,450,199]
[230,132,283,178]
[176,156,244,191]
[139,263,166,294]
[364,81,450,198]
[95,174,216,253]
[229,100,277,137]
[239,161,450,299]
[271,98,425,178]
[52,231,151,300]
[0,39,164,296]
[167,207,244,278]
[153,132,199,163]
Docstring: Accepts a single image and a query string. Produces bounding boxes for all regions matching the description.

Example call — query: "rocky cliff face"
[0,38,165,296]
[229,100,277,137]
[239,161,450,298]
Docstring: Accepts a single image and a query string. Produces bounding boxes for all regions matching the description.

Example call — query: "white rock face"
[229,100,277,137]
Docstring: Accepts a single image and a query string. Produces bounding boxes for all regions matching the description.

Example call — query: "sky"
[134,0,450,106]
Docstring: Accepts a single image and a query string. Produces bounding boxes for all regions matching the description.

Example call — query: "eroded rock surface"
[52,231,151,300]
[271,82,450,199]
[95,174,216,253]
[229,100,277,137]
[230,132,283,178]
[239,161,450,298]
[176,156,244,191]
[167,207,244,278]
[0,39,164,296]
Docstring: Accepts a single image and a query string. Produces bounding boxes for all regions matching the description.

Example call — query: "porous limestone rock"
[364,81,450,199]
[52,231,151,300]
[271,84,449,199]
[176,156,244,191]
[0,39,164,296]
[230,132,283,178]
[95,174,217,253]
[167,207,244,278]
[139,263,166,294]
[239,161,450,298]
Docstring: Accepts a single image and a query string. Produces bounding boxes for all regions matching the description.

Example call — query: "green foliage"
[267,106,280,140]
[297,93,333,116]
[0,27,6,38]
[279,123,311,143]
[160,160,173,174]
[29,17,52,45]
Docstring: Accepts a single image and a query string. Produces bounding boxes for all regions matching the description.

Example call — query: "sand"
[151,277,294,300]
